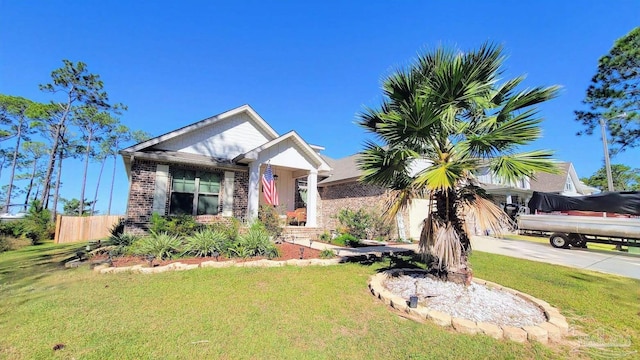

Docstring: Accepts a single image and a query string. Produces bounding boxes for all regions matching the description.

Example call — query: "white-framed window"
[169,169,221,215]
[565,177,573,192]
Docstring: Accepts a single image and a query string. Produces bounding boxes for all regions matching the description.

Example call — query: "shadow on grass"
[0,242,86,294]
[341,252,427,273]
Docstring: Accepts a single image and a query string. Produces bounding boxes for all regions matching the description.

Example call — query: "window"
[170,169,221,215]
[565,177,573,192]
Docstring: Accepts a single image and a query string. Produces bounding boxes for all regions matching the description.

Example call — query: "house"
[120,105,331,234]
[474,161,598,208]
[120,104,595,240]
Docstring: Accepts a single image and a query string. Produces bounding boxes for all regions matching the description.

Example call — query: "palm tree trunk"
[4,119,23,213]
[91,155,107,215]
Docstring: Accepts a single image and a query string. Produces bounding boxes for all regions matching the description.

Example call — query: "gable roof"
[318,153,362,185]
[233,131,331,171]
[529,162,572,193]
[121,104,279,153]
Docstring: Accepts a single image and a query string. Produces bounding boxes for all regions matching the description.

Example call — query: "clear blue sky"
[1,1,639,214]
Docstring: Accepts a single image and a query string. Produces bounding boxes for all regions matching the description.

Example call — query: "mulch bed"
[93,243,322,268]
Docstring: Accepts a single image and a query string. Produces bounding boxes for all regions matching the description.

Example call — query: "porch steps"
[281,227,322,242]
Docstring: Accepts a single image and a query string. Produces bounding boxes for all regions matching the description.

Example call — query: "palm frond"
[458,193,514,238]
[490,150,559,184]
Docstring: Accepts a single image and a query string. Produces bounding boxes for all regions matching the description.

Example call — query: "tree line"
[0,60,149,217]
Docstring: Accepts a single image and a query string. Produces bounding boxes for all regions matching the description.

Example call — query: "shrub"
[101,233,141,256]
[149,213,203,237]
[0,236,10,253]
[332,233,359,247]
[20,201,54,244]
[208,218,240,242]
[258,205,283,239]
[132,231,182,260]
[337,208,392,240]
[337,208,372,239]
[235,221,279,258]
[319,249,336,259]
[319,231,331,242]
[183,228,228,257]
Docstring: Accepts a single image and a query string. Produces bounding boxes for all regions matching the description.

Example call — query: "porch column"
[305,169,318,227]
[247,161,260,221]
[506,192,512,204]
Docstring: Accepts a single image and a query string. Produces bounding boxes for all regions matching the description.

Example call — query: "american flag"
[262,163,279,206]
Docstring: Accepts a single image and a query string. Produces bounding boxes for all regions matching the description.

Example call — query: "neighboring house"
[120,105,331,234]
[529,162,599,197]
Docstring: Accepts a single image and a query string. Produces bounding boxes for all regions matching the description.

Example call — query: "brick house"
[120,105,331,234]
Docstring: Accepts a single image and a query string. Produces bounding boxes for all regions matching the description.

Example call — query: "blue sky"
[1,1,639,214]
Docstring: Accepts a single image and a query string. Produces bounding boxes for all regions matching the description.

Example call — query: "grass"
[1,242,639,359]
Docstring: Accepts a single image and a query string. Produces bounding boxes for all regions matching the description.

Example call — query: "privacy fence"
[54,215,123,244]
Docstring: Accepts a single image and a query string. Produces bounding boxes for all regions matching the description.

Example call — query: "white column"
[247,161,260,221]
[305,169,318,227]
[506,192,512,204]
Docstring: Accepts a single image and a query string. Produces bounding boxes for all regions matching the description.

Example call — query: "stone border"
[368,269,569,344]
[93,257,345,274]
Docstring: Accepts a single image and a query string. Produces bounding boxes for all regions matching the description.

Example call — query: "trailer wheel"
[550,233,570,249]
[569,233,588,248]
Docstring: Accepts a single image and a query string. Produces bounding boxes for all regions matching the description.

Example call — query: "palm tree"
[357,44,559,282]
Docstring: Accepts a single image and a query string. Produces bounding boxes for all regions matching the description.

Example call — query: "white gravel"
[384,273,546,327]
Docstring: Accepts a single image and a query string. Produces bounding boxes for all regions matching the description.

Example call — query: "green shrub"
[149,213,203,237]
[183,228,228,257]
[102,233,141,256]
[258,205,283,239]
[109,218,125,237]
[20,201,54,244]
[332,233,359,247]
[208,218,240,242]
[337,208,392,240]
[132,231,182,260]
[0,236,10,253]
[234,221,279,258]
[319,231,331,242]
[319,249,336,259]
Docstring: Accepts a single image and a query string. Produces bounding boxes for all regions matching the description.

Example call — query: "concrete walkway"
[298,236,640,280]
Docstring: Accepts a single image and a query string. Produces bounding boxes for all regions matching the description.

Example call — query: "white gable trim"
[121,105,279,153]
[234,131,331,171]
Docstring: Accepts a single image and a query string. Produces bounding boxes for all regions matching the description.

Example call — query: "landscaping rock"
[502,326,528,343]
[427,310,452,327]
[452,317,479,335]
[538,322,562,343]
[477,322,503,339]
[523,325,548,344]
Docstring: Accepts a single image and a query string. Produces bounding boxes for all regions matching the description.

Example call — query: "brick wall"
[319,181,388,231]
[124,159,249,234]
[124,160,158,234]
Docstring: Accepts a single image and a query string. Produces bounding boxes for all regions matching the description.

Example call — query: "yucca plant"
[132,231,182,260]
[358,43,559,281]
[183,228,228,257]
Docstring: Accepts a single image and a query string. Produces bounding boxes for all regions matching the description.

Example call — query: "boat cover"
[527,191,640,216]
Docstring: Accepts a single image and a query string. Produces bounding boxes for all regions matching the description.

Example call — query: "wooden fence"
[54,215,123,244]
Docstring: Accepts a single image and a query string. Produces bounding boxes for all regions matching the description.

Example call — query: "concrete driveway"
[468,235,640,280]
[306,235,640,280]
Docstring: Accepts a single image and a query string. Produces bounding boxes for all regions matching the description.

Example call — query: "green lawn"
[1,242,638,359]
